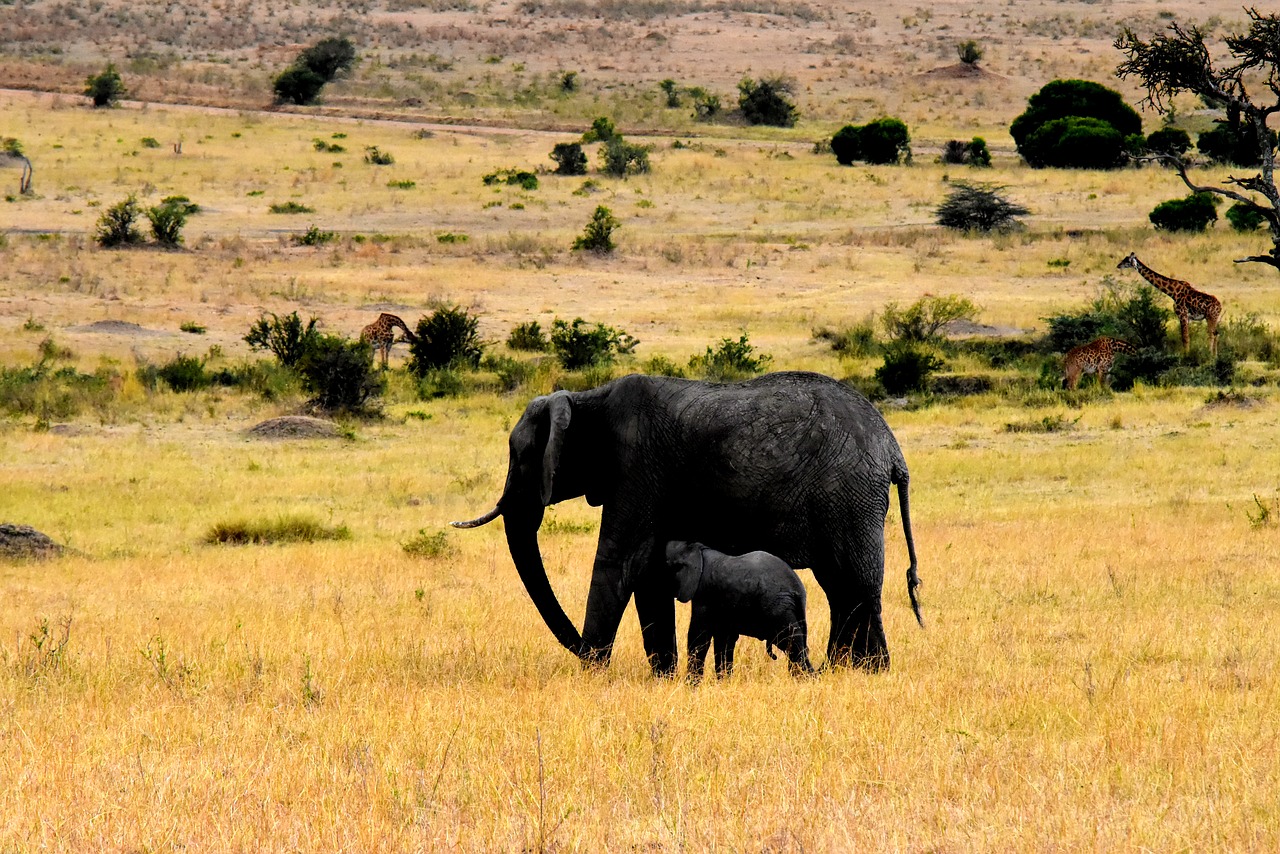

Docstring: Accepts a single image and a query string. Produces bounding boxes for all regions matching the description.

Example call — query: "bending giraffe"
[360,313,417,368]
[1117,252,1221,357]
[1063,337,1139,390]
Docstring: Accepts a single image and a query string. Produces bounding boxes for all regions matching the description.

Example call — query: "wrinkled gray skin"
[667,540,814,680]
[453,371,922,676]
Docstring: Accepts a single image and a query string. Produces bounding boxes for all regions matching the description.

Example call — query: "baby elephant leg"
[686,608,713,684]
[713,633,738,678]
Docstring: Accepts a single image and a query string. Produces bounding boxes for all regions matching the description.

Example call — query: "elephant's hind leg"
[814,532,889,671]
[634,571,678,677]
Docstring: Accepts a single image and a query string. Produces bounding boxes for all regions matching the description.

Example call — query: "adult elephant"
[453,371,922,675]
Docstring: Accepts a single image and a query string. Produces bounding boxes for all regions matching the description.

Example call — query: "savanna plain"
[2,0,1280,849]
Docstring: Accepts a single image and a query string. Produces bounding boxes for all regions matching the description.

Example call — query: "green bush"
[273,65,327,106]
[269,201,314,214]
[581,117,619,144]
[402,529,452,559]
[831,118,911,166]
[1145,127,1192,157]
[1198,120,1275,167]
[830,125,863,166]
[942,138,991,166]
[146,199,188,246]
[416,368,467,399]
[95,196,145,247]
[244,312,321,368]
[0,362,116,421]
[549,317,637,369]
[601,139,651,176]
[1011,79,1141,168]
[483,168,538,189]
[813,322,880,358]
[1021,116,1127,169]
[507,321,550,351]
[273,37,356,106]
[738,76,798,127]
[690,88,721,121]
[1043,281,1172,352]
[407,304,485,374]
[881,295,980,344]
[1226,203,1266,232]
[957,40,984,65]
[572,205,620,253]
[155,354,209,392]
[84,64,126,108]
[296,334,383,413]
[687,334,772,383]
[875,344,944,395]
[935,182,1029,232]
[297,36,357,82]
[641,355,687,378]
[210,360,300,401]
[858,118,912,165]
[363,146,395,165]
[550,142,588,176]
[481,354,542,392]
[1149,192,1219,232]
[1220,313,1280,364]
[659,79,681,108]
[294,225,337,246]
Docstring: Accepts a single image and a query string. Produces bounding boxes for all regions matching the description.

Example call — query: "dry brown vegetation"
[3,1,1280,850]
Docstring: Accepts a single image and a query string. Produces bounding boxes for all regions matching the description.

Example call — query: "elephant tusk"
[451,506,501,528]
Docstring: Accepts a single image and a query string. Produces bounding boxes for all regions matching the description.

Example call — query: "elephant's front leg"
[579,552,632,667]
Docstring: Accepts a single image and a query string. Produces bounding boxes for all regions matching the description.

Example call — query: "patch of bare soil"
[0,523,65,561]
[71,320,167,337]
[246,416,342,440]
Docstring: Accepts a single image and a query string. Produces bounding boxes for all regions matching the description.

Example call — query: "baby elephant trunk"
[774,624,815,677]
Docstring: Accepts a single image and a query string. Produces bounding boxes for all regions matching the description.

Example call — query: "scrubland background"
[2,0,1280,850]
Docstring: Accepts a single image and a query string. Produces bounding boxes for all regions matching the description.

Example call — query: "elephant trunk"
[505,518,585,657]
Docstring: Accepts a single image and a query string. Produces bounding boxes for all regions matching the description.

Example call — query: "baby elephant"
[666,540,815,680]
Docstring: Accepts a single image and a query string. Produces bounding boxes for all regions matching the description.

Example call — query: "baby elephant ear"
[673,545,704,603]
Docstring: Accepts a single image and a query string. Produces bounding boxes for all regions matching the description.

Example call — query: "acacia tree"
[1116,9,1280,270]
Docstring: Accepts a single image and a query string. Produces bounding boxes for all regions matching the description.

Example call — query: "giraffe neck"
[1131,258,1180,298]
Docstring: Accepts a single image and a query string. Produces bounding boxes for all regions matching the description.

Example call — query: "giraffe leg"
[1178,313,1190,356]
[1208,317,1218,358]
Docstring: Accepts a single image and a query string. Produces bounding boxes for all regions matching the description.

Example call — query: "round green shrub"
[1021,116,1127,169]
[1149,192,1219,232]
[1011,79,1141,168]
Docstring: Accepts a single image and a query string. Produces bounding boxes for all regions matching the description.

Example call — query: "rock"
[0,524,65,561]
[246,415,342,439]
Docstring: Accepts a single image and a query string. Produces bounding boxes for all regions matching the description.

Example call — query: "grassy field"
[4,1,1280,849]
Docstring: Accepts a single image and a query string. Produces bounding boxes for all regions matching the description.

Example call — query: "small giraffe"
[1117,252,1221,357]
[1063,337,1139,390]
[360,313,417,368]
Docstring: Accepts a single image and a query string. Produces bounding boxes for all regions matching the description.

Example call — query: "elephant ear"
[540,392,573,506]
[674,544,705,603]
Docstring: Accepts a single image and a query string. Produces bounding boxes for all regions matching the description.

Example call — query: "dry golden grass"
[3,8,1280,844]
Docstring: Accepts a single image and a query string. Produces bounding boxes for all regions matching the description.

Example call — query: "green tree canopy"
[1010,79,1142,168]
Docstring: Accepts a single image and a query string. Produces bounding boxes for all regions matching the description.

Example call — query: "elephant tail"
[893,462,924,629]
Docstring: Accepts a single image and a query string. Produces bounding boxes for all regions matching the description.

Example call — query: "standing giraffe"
[360,313,417,368]
[1062,337,1139,390]
[1116,252,1221,357]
